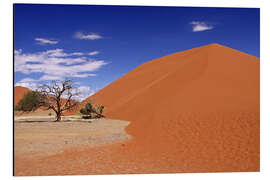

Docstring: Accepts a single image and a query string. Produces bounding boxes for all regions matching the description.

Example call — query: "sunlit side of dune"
[81,43,259,172]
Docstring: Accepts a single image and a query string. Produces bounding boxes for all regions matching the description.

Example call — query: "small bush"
[80,102,105,119]
[96,106,104,115]
[15,91,44,112]
[80,103,94,115]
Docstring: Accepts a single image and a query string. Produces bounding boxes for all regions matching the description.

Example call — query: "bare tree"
[38,79,80,122]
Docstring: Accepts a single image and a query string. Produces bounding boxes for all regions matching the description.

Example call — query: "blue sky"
[14,4,260,100]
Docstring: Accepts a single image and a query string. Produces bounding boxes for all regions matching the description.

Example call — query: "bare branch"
[36,79,81,121]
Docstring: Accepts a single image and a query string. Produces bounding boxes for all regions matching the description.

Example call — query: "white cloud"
[15,82,38,90]
[70,52,84,56]
[15,78,39,90]
[76,86,96,101]
[38,49,99,57]
[15,49,22,54]
[72,73,96,78]
[88,51,99,56]
[57,85,95,101]
[42,49,86,58]
[39,75,64,81]
[15,79,96,101]
[16,77,39,83]
[35,38,58,45]
[190,21,214,32]
[14,49,108,80]
[75,32,103,40]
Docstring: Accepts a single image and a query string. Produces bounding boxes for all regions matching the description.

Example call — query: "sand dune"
[81,43,260,172]
[14,86,30,106]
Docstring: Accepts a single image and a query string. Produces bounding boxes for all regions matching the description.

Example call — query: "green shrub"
[96,106,104,115]
[15,91,44,112]
[80,102,104,119]
[80,102,94,115]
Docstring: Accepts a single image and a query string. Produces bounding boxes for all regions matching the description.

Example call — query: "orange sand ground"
[14,43,259,175]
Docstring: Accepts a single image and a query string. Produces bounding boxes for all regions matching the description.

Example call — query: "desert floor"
[14,116,131,176]
[14,113,259,176]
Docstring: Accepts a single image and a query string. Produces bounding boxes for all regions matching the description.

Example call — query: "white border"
[1,0,269,180]
[9,0,262,8]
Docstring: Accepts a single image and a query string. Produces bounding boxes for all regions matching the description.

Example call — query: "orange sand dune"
[81,43,260,172]
[14,86,30,106]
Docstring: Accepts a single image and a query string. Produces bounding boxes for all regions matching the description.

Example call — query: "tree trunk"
[55,113,61,122]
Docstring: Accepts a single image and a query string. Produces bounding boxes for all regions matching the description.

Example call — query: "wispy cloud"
[15,79,96,101]
[35,38,58,45]
[14,49,108,80]
[75,32,103,40]
[77,86,96,101]
[190,21,214,32]
[88,51,99,56]
[15,78,40,90]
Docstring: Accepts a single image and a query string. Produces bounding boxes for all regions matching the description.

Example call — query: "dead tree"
[38,80,80,122]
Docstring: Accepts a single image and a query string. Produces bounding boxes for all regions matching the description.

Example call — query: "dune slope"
[14,86,30,106]
[81,43,259,172]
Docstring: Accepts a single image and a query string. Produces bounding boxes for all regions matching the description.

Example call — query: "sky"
[14,4,260,100]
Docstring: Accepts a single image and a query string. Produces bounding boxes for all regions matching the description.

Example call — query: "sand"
[82,43,260,172]
[14,86,30,106]
[14,43,260,175]
[14,118,130,176]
